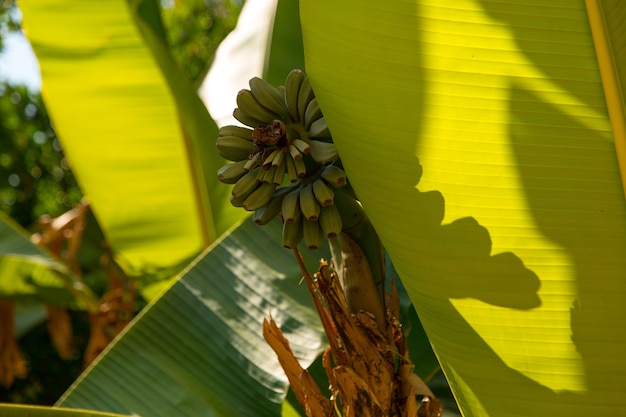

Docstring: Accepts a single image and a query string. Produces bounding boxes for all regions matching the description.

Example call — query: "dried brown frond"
[264,256,443,417]
[0,300,27,388]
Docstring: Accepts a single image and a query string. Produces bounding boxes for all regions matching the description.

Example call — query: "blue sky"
[0,29,41,91]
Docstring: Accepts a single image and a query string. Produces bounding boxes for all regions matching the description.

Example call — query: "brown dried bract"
[263,258,443,417]
[263,316,333,417]
[45,305,77,359]
[83,253,135,367]
[0,300,27,388]
[252,119,286,147]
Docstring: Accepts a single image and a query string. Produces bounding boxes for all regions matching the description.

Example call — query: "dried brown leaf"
[316,264,394,409]
[45,305,77,359]
[334,366,385,417]
[0,300,27,388]
[272,255,444,417]
[83,314,109,367]
[263,316,333,417]
[417,396,443,417]
[83,260,135,367]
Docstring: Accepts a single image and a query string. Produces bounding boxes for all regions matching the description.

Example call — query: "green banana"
[319,204,342,238]
[271,149,285,168]
[243,182,276,211]
[294,157,307,178]
[286,157,298,184]
[281,186,301,224]
[244,152,261,171]
[309,117,330,138]
[249,77,290,118]
[312,178,334,206]
[231,168,262,203]
[217,160,248,184]
[282,213,303,249]
[253,187,291,225]
[262,166,276,184]
[296,76,315,123]
[233,107,266,128]
[273,159,287,185]
[289,144,303,160]
[292,138,311,154]
[299,184,320,221]
[309,140,338,163]
[230,193,245,208]
[219,125,253,139]
[216,136,256,161]
[284,69,305,122]
[302,218,323,250]
[236,89,281,124]
[263,149,281,168]
[256,165,269,182]
[321,165,347,188]
[303,97,323,130]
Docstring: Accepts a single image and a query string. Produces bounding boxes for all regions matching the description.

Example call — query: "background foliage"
[0,0,244,405]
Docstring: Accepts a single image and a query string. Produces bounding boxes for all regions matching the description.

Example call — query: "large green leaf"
[0,211,77,305]
[58,218,326,417]
[0,211,59,268]
[19,0,243,276]
[0,404,129,417]
[301,0,626,416]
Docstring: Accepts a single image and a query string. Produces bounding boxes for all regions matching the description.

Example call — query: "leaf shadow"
[509,84,626,411]
[385,3,589,414]
[394,159,580,415]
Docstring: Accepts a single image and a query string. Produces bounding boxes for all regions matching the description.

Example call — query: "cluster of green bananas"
[216,70,347,249]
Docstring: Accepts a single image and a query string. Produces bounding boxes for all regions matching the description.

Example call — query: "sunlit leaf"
[19,0,244,279]
[301,0,626,416]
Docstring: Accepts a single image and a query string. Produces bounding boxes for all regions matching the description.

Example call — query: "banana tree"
[7,0,625,417]
[10,0,421,416]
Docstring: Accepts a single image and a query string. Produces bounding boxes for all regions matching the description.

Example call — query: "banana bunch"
[216,70,351,250]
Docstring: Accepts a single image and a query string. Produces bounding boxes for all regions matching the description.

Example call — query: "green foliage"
[0,1,20,50]
[161,0,243,84]
[0,83,82,228]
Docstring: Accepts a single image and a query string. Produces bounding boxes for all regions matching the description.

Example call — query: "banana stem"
[334,189,387,305]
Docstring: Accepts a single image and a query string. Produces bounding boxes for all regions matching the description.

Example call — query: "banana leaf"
[0,211,76,305]
[14,0,443,415]
[0,403,129,417]
[300,0,626,416]
[19,0,244,281]
[57,218,326,417]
